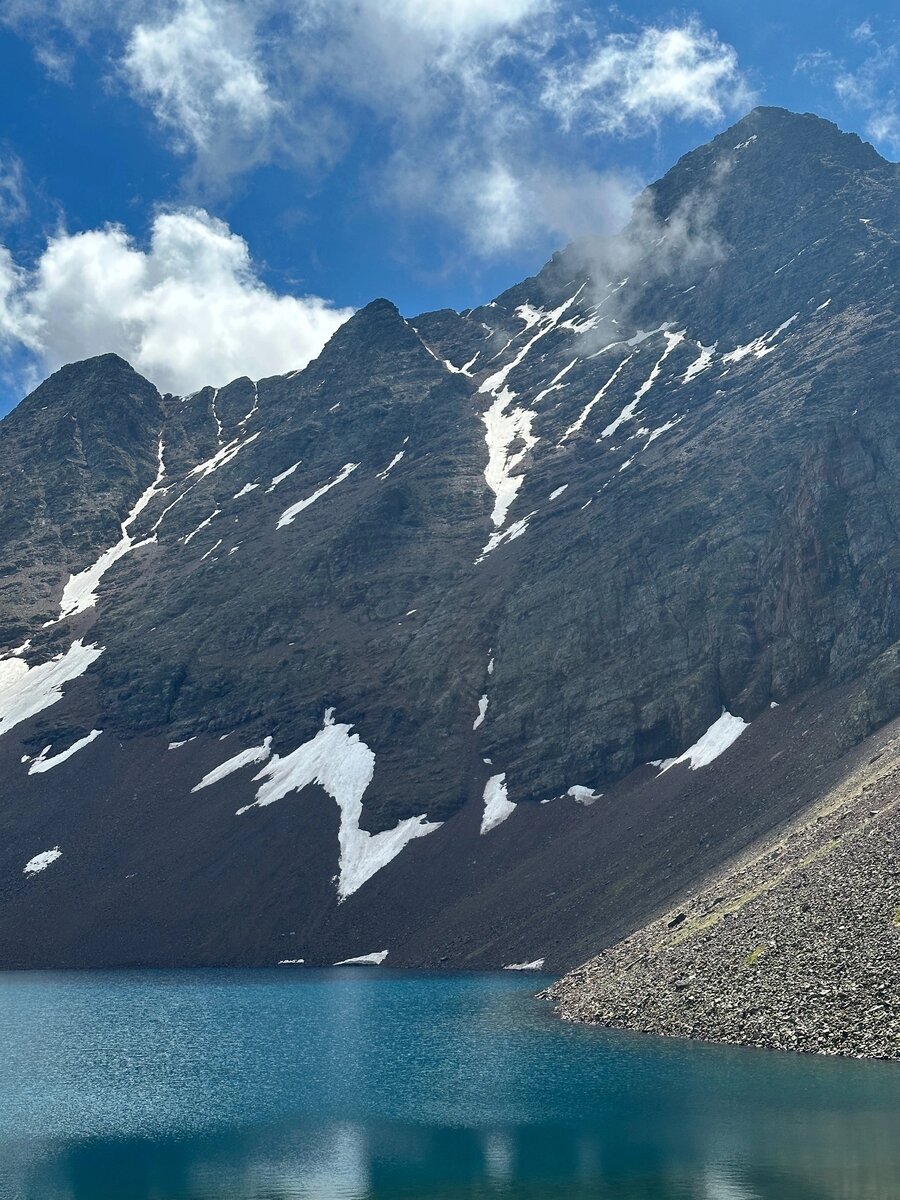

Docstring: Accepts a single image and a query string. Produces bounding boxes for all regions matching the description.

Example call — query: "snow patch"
[473,695,489,730]
[476,511,537,564]
[481,773,515,834]
[503,959,545,971]
[560,354,633,442]
[267,461,302,492]
[658,710,749,773]
[182,510,221,544]
[191,738,273,792]
[238,710,441,899]
[0,639,32,661]
[24,847,61,875]
[238,382,259,427]
[600,332,684,440]
[682,343,715,383]
[58,439,166,619]
[723,314,799,364]
[549,485,568,501]
[334,951,388,965]
[277,463,359,529]
[28,729,102,775]
[441,352,480,376]
[479,289,584,528]
[210,388,224,444]
[567,785,602,806]
[644,416,684,448]
[0,640,104,740]
[278,958,305,965]
[533,358,578,405]
[481,387,538,527]
[233,482,259,499]
[376,441,409,481]
[188,431,262,483]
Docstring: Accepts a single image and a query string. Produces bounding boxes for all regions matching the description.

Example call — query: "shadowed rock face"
[0,354,164,643]
[0,107,897,971]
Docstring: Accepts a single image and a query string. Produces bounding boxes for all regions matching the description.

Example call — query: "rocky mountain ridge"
[0,107,897,985]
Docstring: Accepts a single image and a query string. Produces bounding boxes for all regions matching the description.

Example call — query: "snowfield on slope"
[231,711,441,898]
[0,641,104,739]
[658,710,749,772]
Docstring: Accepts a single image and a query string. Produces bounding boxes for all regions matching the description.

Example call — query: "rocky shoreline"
[547,720,900,1060]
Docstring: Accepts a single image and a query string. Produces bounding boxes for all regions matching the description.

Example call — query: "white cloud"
[374,0,548,38]
[0,209,353,395]
[121,0,279,181]
[866,107,900,150]
[0,246,33,345]
[2,1,752,251]
[796,26,899,155]
[541,20,752,135]
[0,153,26,226]
[390,155,639,255]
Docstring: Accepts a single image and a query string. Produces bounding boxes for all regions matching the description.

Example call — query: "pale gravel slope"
[548,721,900,1059]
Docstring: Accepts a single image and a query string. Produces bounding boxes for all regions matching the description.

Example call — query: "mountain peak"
[640,105,892,245]
[4,351,160,435]
[715,105,887,167]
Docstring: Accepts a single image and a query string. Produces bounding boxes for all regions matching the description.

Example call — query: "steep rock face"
[0,108,897,969]
[416,108,899,797]
[0,355,163,642]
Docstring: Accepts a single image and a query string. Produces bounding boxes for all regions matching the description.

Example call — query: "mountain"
[0,107,897,985]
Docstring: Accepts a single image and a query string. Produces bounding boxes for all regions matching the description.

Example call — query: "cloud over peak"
[0,209,353,397]
[541,20,751,136]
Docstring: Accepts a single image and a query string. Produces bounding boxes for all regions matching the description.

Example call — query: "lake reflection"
[0,969,897,1199]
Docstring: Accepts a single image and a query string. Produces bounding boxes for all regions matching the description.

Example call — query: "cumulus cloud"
[0,209,353,396]
[541,20,752,136]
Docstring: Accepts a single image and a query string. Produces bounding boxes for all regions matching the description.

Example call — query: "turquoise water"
[0,970,898,1199]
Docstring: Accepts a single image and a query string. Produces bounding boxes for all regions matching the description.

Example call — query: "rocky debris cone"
[547,721,900,1060]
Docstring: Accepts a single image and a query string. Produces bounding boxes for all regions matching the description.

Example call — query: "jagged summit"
[0,112,896,985]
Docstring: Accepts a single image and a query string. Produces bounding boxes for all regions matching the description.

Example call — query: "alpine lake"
[1,969,898,1199]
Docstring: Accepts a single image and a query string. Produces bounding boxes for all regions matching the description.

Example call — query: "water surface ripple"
[0,969,897,1198]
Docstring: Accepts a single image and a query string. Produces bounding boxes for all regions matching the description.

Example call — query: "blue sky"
[0,1,896,410]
